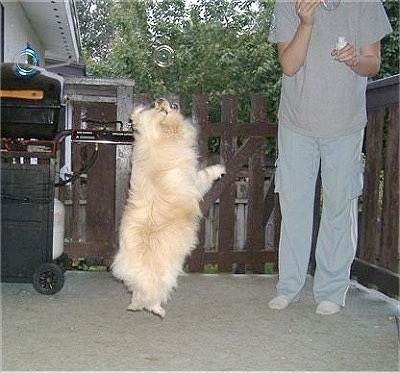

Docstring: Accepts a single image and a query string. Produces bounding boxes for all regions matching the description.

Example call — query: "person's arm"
[332,41,381,77]
[277,0,320,77]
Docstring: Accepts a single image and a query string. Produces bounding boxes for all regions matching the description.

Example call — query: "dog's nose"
[155,98,172,116]
[155,98,166,106]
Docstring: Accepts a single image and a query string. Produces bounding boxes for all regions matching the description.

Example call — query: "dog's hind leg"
[148,304,166,319]
[125,284,145,312]
[128,293,144,312]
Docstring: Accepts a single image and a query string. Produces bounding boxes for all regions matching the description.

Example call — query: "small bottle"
[336,36,347,51]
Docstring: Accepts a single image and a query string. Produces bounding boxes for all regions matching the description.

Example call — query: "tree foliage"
[378,0,399,80]
[76,0,114,60]
[76,0,399,122]
[77,0,279,121]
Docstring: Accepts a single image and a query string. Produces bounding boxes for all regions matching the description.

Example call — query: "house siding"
[2,1,44,65]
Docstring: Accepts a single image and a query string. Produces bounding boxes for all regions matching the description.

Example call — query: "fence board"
[247,97,269,272]
[217,97,238,271]
[380,104,399,271]
[359,108,385,262]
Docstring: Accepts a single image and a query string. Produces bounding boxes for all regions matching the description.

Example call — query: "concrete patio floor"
[1,271,399,371]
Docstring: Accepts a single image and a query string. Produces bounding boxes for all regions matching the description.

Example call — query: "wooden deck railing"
[352,74,399,297]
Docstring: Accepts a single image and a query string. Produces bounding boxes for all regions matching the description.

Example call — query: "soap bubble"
[14,46,40,77]
[269,13,276,32]
[320,0,341,11]
[154,45,175,67]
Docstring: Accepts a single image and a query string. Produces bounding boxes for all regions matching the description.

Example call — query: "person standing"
[268,0,392,315]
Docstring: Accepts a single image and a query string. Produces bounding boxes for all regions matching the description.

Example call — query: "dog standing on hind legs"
[111,98,225,318]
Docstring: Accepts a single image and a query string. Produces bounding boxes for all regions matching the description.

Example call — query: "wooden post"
[247,96,267,273]
[360,108,385,263]
[71,102,82,244]
[190,95,210,272]
[115,85,134,248]
[218,96,238,272]
[380,104,399,272]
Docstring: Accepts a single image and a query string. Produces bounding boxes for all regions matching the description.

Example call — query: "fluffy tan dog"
[111,98,225,318]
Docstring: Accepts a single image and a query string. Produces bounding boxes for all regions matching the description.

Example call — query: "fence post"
[380,103,399,271]
[246,96,268,272]
[115,85,134,248]
[71,102,82,244]
[359,108,385,263]
[217,96,238,272]
[190,95,210,272]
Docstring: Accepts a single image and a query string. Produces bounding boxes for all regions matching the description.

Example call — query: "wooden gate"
[62,101,117,264]
[62,77,135,266]
[187,95,279,273]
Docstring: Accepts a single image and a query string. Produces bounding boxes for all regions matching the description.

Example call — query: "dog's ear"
[131,106,145,124]
[155,98,171,115]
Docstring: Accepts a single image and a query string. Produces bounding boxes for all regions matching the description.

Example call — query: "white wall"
[3,1,44,65]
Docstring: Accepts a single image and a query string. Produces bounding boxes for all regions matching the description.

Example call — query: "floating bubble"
[154,45,175,68]
[320,0,341,11]
[269,12,276,32]
[13,46,40,77]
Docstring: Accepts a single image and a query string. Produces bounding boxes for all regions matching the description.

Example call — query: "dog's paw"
[150,305,166,319]
[128,299,144,312]
[212,164,226,179]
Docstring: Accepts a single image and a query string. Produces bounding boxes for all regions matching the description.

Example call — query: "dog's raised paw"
[213,164,226,179]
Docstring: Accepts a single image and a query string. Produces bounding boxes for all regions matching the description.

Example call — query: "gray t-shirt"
[269,0,392,138]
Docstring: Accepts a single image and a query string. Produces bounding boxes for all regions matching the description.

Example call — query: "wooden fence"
[62,88,279,272]
[351,74,399,297]
[62,76,399,296]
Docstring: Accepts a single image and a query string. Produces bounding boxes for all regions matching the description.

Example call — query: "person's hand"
[295,0,321,25]
[332,43,360,68]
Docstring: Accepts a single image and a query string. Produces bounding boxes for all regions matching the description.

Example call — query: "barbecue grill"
[1,62,68,295]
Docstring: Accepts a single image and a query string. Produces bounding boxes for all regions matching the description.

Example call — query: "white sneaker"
[268,295,291,310]
[316,301,341,315]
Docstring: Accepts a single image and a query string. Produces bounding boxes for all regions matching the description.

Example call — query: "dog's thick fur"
[111,99,225,318]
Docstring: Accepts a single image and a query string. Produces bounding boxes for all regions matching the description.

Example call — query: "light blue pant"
[275,125,364,306]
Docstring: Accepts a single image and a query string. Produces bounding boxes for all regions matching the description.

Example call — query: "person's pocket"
[274,157,281,193]
[348,159,364,199]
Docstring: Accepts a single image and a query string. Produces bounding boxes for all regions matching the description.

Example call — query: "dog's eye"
[171,103,179,111]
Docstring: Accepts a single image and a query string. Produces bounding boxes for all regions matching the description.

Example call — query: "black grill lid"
[1,62,64,105]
